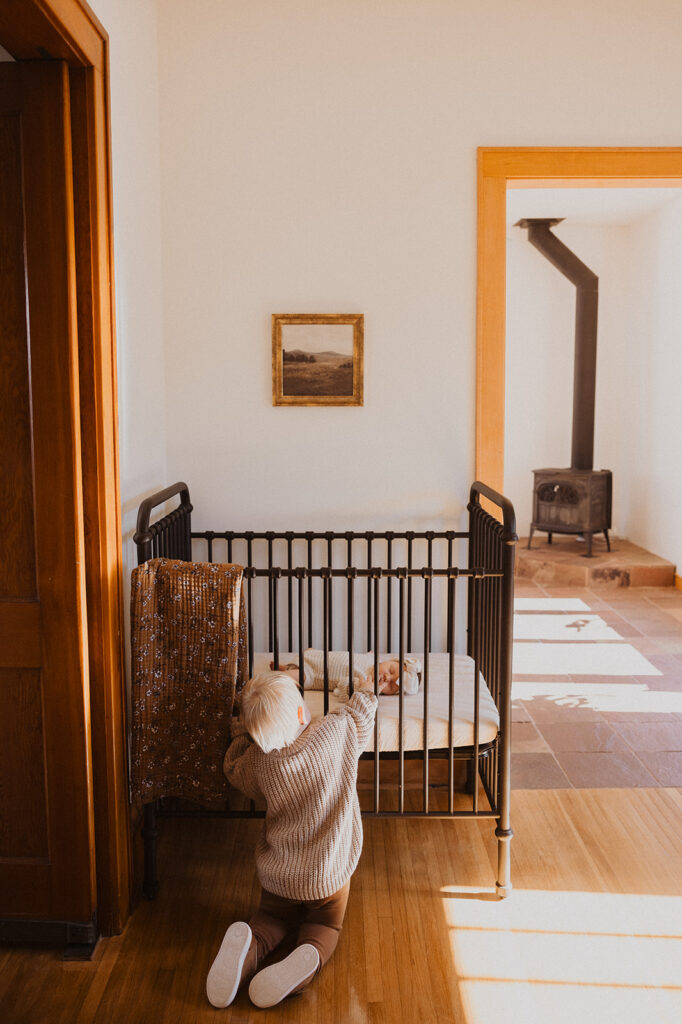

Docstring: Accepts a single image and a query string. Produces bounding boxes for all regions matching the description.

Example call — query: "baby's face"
[377,660,400,694]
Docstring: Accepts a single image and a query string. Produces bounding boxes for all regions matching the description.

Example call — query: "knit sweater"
[223,691,377,900]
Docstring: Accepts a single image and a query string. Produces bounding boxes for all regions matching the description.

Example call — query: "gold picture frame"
[272,314,364,406]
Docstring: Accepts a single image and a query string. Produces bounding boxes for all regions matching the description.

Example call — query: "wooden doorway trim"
[476,147,682,493]
[0,1,129,934]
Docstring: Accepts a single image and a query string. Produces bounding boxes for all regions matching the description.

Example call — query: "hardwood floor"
[1,788,681,1023]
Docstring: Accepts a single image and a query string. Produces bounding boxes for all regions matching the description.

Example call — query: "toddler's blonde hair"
[240,671,303,753]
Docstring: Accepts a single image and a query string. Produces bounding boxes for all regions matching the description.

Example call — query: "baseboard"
[0,914,99,960]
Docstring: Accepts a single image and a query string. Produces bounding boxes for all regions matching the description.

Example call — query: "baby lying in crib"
[271,649,421,699]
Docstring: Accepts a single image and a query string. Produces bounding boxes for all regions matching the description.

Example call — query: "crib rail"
[133,481,193,564]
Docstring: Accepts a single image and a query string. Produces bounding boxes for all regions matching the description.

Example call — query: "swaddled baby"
[273,648,421,700]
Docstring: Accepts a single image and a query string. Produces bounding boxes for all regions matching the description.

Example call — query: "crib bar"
[267,535,274,652]
[447,575,456,814]
[347,570,355,697]
[366,536,373,650]
[423,571,431,814]
[307,535,313,648]
[373,575,380,813]
[297,573,304,696]
[272,573,279,670]
[168,515,176,558]
[287,534,293,652]
[327,535,334,649]
[407,535,413,653]
[386,535,393,652]
[247,535,254,677]
[323,572,330,716]
[427,534,434,650]
[398,574,405,813]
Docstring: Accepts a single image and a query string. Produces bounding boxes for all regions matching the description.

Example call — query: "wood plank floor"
[1,788,681,1023]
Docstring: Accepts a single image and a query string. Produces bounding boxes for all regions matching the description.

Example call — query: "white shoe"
[206,921,252,1008]
[248,943,320,1008]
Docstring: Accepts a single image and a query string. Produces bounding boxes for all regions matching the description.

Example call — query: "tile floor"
[511,580,682,789]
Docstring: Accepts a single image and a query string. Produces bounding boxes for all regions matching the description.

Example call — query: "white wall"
[88,0,167,557]
[620,198,682,572]
[155,0,682,554]
[505,220,631,537]
[84,0,166,687]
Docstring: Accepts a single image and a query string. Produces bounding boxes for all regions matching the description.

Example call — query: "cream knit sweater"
[223,691,377,900]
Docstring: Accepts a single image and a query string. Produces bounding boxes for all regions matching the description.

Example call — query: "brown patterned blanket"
[130,558,246,807]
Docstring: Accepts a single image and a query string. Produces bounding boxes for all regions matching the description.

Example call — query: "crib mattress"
[251,653,499,753]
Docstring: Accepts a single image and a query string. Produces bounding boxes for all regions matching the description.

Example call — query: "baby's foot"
[206,921,254,1008]
[248,943,319,1007]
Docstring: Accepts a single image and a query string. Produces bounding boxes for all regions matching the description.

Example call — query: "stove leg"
[527,525,534,550]
[604,529,611,552]
[547,533,553,545]
[583,531,594,558]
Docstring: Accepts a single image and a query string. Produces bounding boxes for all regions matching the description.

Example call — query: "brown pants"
[248,880,351,972]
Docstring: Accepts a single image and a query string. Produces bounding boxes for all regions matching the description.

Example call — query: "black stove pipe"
[515,218,598,472]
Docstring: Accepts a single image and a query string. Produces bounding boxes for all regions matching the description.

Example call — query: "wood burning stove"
[516,218,612,557]
[529,468,611,557]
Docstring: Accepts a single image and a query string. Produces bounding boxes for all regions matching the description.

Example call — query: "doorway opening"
[476,148,682,586]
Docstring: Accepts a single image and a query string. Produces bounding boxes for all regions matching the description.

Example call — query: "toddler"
[273,648,421,698]
[206,670,377,1009]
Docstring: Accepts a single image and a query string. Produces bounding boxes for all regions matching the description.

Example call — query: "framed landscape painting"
[272,314,364,406]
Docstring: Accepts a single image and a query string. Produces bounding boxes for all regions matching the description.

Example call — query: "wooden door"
[0,62,96,927]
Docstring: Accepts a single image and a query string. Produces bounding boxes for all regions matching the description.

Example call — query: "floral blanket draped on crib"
[130,558,247,808]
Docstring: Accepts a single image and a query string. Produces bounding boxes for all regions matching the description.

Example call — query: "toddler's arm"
[340,690,378,748]
[223,719,263,800]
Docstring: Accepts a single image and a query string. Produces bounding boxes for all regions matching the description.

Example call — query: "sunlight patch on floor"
[513,613,623,642]
[458,979,681,1024]
[509,679,679,712]
[442,889,682,1024]
[515,598,593,612]
[513,642,659,676]
[511,680,682,714]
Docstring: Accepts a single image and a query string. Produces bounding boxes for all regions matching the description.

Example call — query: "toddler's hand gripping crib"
[132,481,517,898]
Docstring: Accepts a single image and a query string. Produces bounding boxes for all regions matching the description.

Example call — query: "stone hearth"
[517,534,675,588]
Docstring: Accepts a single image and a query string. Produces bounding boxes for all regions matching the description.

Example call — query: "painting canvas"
[272,314,364,406]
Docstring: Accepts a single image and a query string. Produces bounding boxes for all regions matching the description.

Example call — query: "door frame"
[0,1,129,934]
[476,147,682,493]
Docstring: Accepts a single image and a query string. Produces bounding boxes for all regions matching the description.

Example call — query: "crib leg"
[495,823,513,898]
[143,802,160,900]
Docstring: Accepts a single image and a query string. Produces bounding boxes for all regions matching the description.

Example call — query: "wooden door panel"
[0,669,49,863]
[0,62,95,926]
[0,111,37,600]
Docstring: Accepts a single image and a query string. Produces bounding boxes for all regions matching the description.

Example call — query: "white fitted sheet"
[251,653,499,753]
